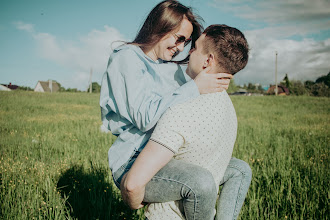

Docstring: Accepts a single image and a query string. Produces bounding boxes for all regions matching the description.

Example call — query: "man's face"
[186,34,208,79]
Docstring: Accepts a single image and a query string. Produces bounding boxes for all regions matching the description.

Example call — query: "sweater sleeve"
[100,48,199,133]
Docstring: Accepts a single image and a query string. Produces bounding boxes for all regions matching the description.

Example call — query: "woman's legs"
[113,155,217,220]
[143,159,217,220]
[215,158,252,220]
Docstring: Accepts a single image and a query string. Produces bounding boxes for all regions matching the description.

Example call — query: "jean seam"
[113,163,130,188]
[112,150,140,188]
[150,175,198,220]
[112,169,122,188]
[226,163,250,219]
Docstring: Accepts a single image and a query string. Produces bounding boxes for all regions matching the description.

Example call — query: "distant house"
[267,85,290,95]
[1,83,19,91]
[0,84,11,91]
[262,85,270,91]
[34,80,60,93]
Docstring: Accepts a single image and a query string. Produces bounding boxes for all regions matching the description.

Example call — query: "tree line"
[228,71,330,97]
[13,72,330,97]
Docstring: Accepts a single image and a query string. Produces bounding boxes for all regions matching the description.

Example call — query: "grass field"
[0,91,329,219]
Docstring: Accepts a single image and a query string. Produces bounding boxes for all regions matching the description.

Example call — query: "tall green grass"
[231,96,329,219]
[0,91,329,219]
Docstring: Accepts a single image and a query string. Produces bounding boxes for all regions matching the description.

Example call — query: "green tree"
[66,88,79,92]
[304,80,314,95]
[257,84,264,93]
[304,80,315,88]
[303,72,330,97]
[17,86,33,91]
[281,73,291,89]
[247,83,256,92]
[227,79,238,94]
[315,72,330,87]
[57,82,66,92]
[290,80,307,96]
[87,82,101,93]
[309,82,330,97]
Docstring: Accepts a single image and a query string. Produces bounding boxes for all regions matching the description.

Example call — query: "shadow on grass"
[57,162,141,220]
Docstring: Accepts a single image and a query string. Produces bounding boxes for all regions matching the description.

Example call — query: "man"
[122,25,251,220]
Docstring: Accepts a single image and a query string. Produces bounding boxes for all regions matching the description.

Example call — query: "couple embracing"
[100,1,252,219]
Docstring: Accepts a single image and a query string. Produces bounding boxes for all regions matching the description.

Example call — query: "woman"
[100,1,238,219]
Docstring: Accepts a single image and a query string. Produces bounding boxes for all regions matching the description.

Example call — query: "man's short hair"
[203,24,249,75]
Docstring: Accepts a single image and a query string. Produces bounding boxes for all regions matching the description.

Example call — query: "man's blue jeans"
[113,153,252,220]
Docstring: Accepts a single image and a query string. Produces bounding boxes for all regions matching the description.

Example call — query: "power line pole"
[49,79,53,93]
[275,51,278,96]
[89,68,93,93]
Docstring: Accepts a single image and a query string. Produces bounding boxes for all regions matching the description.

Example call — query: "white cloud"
[211,0,330,37]
[212,0,330,23]
[14,22,125,90]
[234,36,330,86]
[14,21,35,33]
[210,0,330,85]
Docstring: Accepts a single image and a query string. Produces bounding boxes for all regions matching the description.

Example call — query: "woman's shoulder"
[111,44,144,61]
[106,44,145,69]
[106,44,152,78]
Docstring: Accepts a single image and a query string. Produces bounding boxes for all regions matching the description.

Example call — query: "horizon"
[1,0,329,91]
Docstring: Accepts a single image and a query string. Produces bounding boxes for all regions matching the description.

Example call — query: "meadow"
[0,91,329,220]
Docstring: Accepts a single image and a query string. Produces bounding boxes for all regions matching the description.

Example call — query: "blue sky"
[1,0,329,90]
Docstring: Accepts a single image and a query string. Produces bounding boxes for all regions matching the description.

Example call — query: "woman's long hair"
[131,0,203,64]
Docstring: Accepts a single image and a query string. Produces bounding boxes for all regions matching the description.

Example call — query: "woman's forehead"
[175,18,193,37]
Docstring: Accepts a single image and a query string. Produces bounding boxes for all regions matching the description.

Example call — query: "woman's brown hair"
[131,0,203,63]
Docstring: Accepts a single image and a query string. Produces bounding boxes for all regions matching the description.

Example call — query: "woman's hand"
[194,67,233,94]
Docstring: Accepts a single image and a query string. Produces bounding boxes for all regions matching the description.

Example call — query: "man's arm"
[120,140,174,209]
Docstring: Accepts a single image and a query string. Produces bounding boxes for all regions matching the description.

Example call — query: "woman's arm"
[100,49,199,132]
[120,140,174,209]
[100,48,232,133]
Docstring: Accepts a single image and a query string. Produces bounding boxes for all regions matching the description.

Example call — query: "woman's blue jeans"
[113,154,252,220]
[216,157,252,220]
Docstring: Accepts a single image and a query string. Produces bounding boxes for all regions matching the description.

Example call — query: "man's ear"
[202,53,216,68]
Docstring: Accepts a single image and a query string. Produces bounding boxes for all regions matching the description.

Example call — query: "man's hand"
[194,67,233,94]
[119,140,174,209]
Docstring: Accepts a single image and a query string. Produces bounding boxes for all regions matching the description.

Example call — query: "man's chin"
[186,68,195,79]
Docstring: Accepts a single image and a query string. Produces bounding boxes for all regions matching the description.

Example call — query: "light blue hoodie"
[100,44,199,173]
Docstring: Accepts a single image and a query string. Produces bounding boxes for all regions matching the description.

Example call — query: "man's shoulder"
[165,91,235,124]
[201,91,233,106]
[171,91,231,109]
[159,91,235,125]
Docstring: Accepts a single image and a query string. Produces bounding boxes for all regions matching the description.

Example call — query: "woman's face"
[153,18,193,61]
